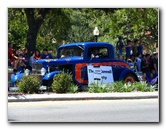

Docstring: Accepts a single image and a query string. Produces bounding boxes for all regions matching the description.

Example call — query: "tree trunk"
[24,8,50,55]
[26,26,38,53]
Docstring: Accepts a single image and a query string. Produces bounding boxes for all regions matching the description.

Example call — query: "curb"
[8,92,158,102]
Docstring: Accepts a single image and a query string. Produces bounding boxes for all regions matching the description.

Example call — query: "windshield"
[58,46,84,58]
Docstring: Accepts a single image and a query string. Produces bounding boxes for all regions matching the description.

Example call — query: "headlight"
[130,66,134,69]
[41,68,46,76]
[24,69,30,76]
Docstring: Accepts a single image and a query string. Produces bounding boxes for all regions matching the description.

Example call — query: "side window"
[88,47,109,58]
[99,48,108,58]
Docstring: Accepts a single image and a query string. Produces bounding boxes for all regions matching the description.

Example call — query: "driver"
[91,49,99,58]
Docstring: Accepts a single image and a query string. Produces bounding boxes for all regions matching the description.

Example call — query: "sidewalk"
[8,91,158,102]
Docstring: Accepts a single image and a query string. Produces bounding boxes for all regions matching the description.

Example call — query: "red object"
[34,55,42,60]
[8,48,13,59]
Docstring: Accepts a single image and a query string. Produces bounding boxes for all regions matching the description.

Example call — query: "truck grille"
[33,63,43,74]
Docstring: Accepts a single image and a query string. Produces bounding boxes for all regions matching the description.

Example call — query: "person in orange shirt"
[8,43,13,66]
[34,49,42,60]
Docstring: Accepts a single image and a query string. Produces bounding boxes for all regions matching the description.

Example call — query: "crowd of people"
[8,43,53,73]
[116,36,158,86]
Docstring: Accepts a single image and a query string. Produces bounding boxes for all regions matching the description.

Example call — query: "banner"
[87,65,114,86]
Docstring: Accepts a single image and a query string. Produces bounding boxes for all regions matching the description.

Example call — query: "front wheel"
[123,73,137,83]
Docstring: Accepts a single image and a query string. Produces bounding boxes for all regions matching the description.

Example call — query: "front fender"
[43,71,61,80]
[11,72,24,83]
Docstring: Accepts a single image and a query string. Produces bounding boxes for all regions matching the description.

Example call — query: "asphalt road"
[8,99,159,122]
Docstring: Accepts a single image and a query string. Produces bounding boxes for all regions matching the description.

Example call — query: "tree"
[108,8,158,48]
[8,8,28,47]
[65,9,112,43]
[24,8,50,53]
[65,8,95,43]
[8,8,158,54]
[36,8,71,52]
[8,8,71,55]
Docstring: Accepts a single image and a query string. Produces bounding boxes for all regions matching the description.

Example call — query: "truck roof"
[58,42,113,48]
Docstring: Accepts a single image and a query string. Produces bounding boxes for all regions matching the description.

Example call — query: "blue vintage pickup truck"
[10,42,139,90]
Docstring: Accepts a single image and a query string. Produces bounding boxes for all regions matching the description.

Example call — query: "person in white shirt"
[29,51,36,70]
[136,53,142,71]
[91,49,99,58]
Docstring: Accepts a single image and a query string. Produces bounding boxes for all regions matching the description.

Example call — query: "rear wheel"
[123,73,137,83]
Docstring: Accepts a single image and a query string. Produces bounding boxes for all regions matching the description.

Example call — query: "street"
[8,99,159,122]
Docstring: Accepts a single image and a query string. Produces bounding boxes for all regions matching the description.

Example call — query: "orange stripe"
[75,63,87,84]
[75,62,129,84]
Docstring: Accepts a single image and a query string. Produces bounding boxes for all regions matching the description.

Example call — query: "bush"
[68,84,78,93]
[110,81,124,92]
[16,75,40,94]
[88,81,128,93]
[51,71,77,93]
[122,83,135,92]
[88,82,110,93]
[88,83,103,93]
[133,82,155,92]
[110,81,135,92]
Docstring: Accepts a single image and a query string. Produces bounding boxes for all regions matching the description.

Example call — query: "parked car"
[10,42,139,90]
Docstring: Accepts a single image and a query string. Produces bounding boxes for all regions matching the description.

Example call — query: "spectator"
[125,40,131,60]
[8,43,13,66]
[146,54,150,63]
[152,53,158,72]
[148,55,154,71]
[138,41,143,56]
[145,54,151,71]
[22,48,30,70]
[12,49,21,70]
[119,55,123,60]
[136,53,141,72]
[34,49,42,60]
[132,39,138,58]
[131,55,137,70]
[42,49,53,59]
[18,53,26,71]
[150,69,158,78]
[142,73,147,82]
[151,76,158,86]
[141,55,149,74]
[126,56,135,71]
[29,51,36,70]
[146,73,154,85]
[116,36,124,56]
[145,69,158,86]
[130,55,136,63]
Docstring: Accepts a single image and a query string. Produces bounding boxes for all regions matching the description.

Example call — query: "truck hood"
[36,56,84,65]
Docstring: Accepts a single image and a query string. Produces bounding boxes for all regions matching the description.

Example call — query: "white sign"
[87,65,114,86]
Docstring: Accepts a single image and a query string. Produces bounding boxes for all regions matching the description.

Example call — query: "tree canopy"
[8,8,158,54]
